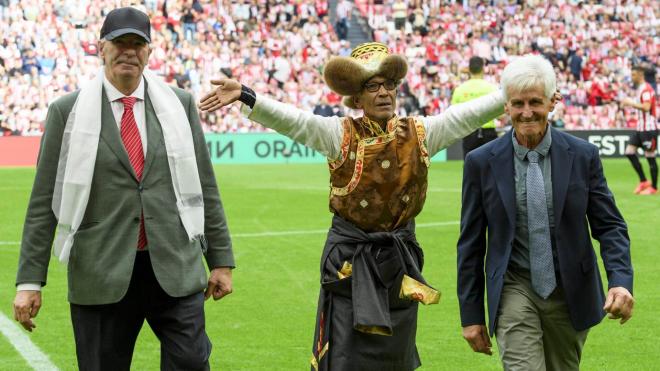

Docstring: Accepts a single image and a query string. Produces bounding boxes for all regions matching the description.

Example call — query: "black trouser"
[462,128,498,159]
[70,252,211,371]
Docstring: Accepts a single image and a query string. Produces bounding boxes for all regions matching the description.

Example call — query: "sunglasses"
[363,80,399,92]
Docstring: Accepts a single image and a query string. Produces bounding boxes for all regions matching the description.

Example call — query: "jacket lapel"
[142,90,164,180]
[488,134,516,229]
[99,88,137,179]
[550,128,573,228]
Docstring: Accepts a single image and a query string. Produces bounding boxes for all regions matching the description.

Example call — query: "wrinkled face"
[353,76,397,123]
[505,85,555,147]
[99,34,150,86]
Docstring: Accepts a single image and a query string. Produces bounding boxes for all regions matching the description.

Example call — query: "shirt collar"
[103,74,145,103]
[512,124,552,161]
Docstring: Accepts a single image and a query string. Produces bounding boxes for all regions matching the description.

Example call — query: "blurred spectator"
[357,0,659,130]
[1,0,346,135]
[1,0,659,136]
[392,1,407,31]
[568,50,584,82]
[313,96,344,117]
[335,0,352,40]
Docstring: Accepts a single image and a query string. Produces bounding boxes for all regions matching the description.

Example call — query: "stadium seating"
[0,0,657,136]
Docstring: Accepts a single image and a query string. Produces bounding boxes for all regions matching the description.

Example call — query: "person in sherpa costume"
[199,42,506,370]
[13,7,234,370]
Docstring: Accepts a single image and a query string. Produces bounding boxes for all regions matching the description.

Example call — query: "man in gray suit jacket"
[12,8,234,370]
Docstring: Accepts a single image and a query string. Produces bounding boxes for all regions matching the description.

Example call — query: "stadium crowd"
[360,0,658,130]
[0,0,658,136]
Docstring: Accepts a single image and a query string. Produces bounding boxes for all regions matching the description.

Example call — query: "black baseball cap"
[100,7,151,43]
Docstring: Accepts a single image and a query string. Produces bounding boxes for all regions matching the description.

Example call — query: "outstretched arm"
[422,90,562,157]
[200,79,344,159]
[421,90,505,157]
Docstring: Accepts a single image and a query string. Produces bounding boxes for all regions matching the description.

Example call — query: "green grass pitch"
[0,159,658,370]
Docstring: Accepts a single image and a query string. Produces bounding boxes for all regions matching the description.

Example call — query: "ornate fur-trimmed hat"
[323,42,408,109]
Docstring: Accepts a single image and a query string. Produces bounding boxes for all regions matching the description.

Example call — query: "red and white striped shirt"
[636,82,657,132]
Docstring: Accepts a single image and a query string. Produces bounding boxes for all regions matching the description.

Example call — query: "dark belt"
[322,215,433,335]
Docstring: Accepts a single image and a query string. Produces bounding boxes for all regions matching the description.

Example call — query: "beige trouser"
[495,269,589,371]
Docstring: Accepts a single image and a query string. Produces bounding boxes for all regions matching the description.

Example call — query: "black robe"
[310,215,436,371]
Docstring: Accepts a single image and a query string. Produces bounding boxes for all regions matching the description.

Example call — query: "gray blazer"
[16,83,234,305]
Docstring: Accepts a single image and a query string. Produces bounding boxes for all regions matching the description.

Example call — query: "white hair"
[501,54,556,100]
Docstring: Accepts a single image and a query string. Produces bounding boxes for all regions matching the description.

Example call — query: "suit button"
[138,184,144,192]
[133,217,140,222]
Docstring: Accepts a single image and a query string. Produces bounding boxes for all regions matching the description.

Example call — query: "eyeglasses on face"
[363,80,398,92]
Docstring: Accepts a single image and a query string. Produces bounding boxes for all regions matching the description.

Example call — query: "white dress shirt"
[103,75,148,156]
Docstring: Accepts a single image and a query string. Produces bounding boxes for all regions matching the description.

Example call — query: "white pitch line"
[241,185,462,193]
[0,221,460,243]
[0,311,59,370]
[232,220,459,238]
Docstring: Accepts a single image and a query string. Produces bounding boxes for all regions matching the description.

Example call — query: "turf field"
[0,159,657,370]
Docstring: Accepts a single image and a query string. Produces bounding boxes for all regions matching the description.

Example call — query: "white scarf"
[51,67,205,263]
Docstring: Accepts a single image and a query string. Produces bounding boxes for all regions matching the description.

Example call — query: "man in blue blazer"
[457,55,634,370]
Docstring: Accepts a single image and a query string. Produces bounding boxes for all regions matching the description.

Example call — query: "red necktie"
[119,97,147,249]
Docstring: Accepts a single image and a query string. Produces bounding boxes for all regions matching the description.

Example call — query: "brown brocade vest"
[328,116,430,232]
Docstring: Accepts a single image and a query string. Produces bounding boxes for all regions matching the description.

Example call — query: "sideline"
[0,221,460,244]
[0,311,59,370]
[232,220,459,238]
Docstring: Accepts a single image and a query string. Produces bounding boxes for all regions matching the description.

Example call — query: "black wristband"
[239,85,256,109]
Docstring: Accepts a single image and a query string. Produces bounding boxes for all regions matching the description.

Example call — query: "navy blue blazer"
[457,127,633,335]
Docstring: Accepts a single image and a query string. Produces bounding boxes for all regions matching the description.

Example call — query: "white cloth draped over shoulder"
[51,67,205,264]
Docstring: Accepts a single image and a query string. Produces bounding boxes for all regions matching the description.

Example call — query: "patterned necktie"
[119,97,147,249]
[526,150,556,299]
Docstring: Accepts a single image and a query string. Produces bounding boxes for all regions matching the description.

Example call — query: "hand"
[198,78,242,112]
[205,267,233,301]
[13,291,42,332]
[462,324,492,355]
[603,287,634,324]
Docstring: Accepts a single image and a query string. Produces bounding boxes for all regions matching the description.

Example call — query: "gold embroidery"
[310,342,329,370]
[413,118,430,167]
[358,115,399,139]
[361,116,387,137]
[351,42,389,60]
[330,130,398,196]
[355,324,393,336]
[331,139,364,196]
[399,274,441,305]
[338,261,353,279]
[329,118,353,171]
[319,342,329,359]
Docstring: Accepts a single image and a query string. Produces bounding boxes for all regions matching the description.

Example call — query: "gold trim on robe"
[337,261,353,279]
[399,274,441,305]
